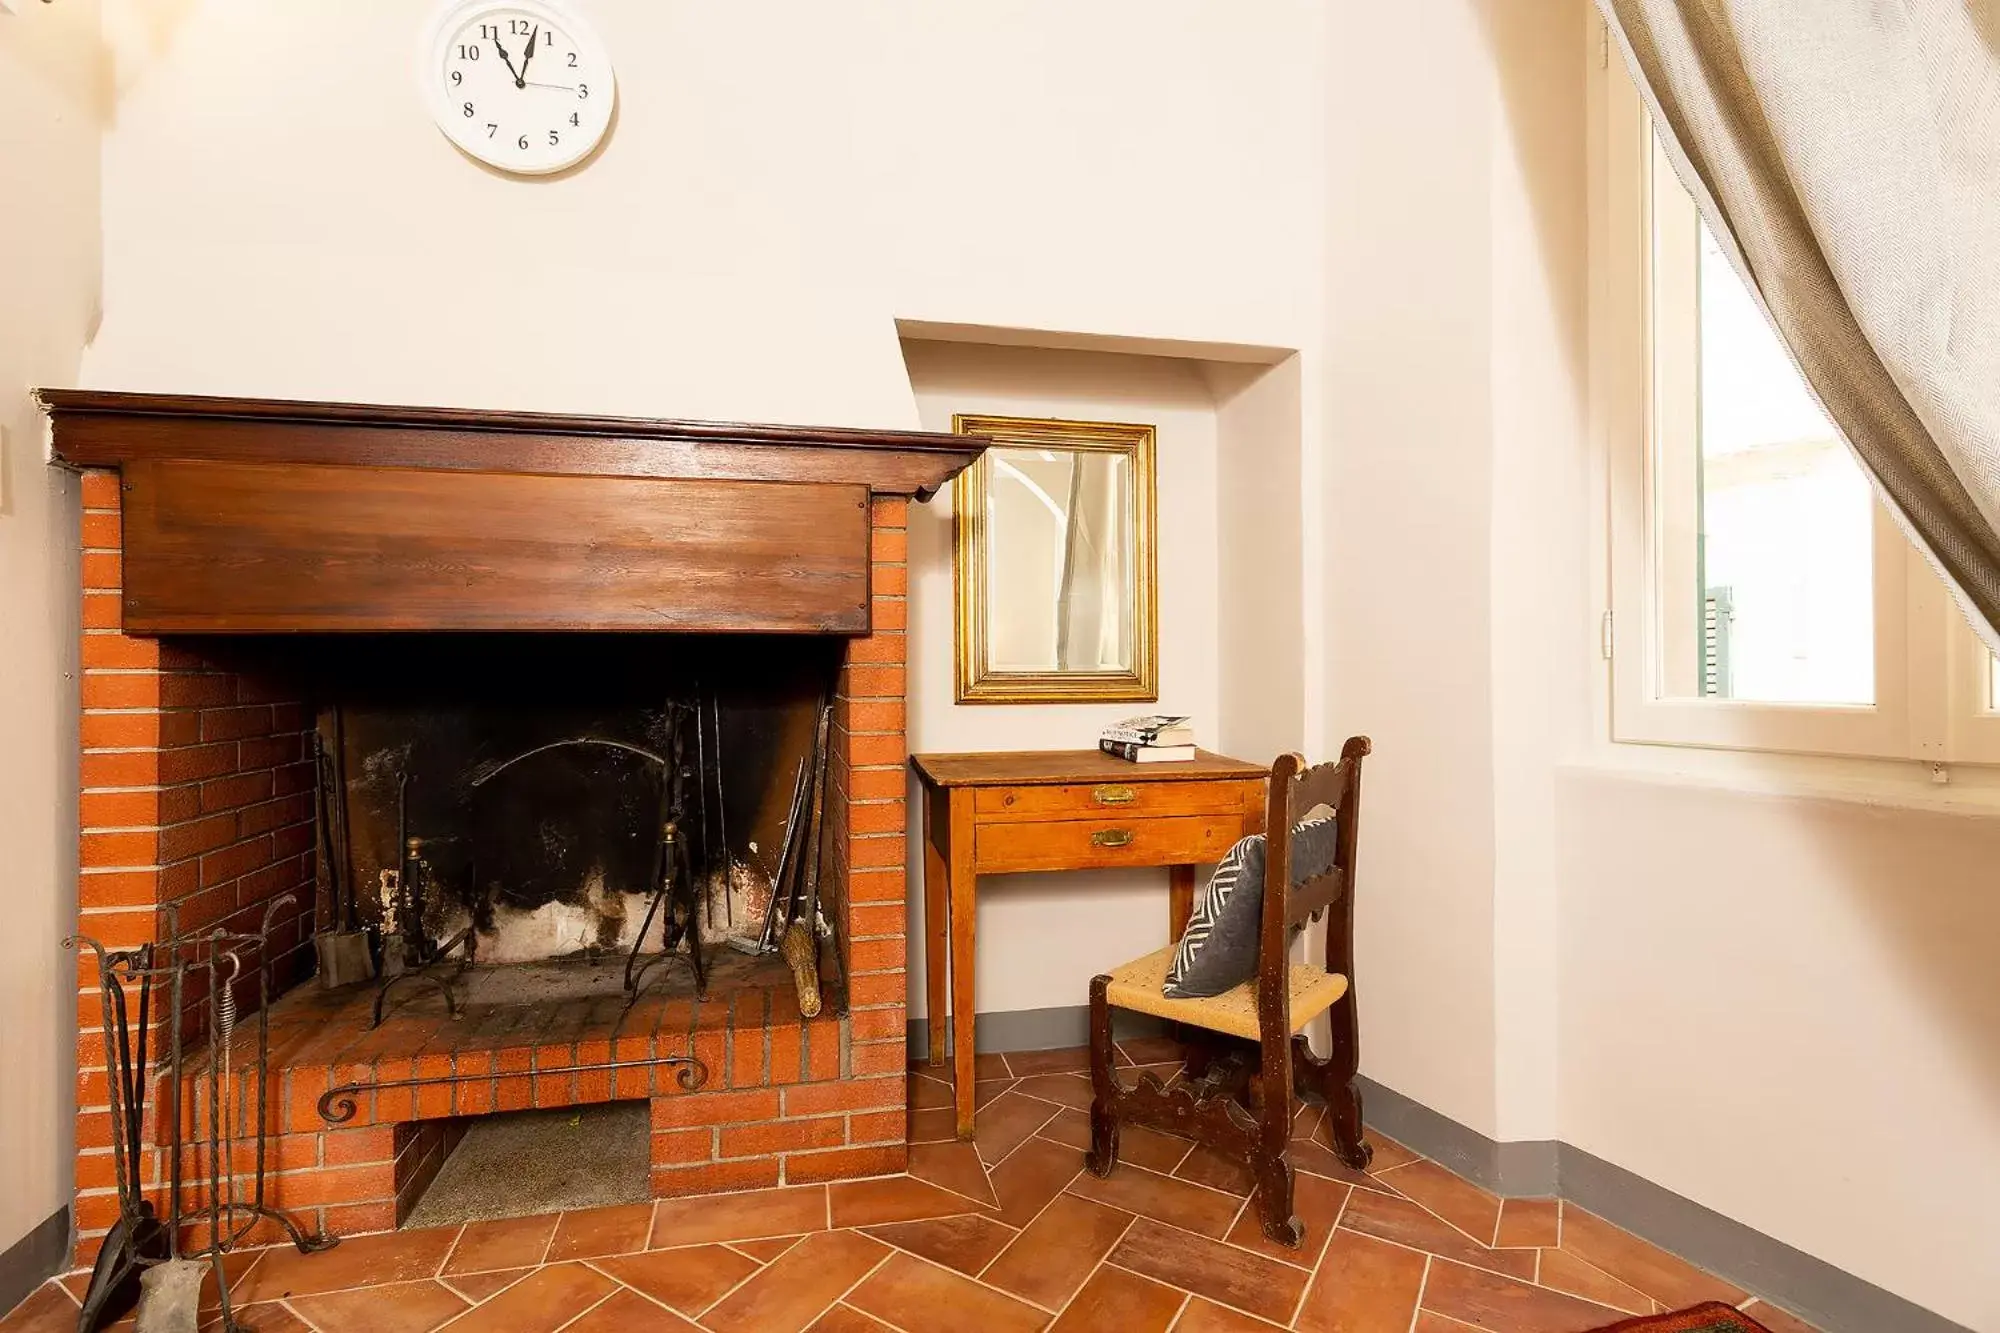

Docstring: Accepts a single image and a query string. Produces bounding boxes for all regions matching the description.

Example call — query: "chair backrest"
[1255,736,1371,1039]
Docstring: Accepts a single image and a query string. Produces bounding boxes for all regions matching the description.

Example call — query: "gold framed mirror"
[953,414,1158,703]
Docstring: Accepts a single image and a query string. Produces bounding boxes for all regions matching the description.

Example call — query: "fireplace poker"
[312,721,374,988]
[753,755,811,954]
[693,684,714,933]
[713,694,733,930]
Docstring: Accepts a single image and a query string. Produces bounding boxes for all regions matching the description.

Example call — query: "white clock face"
[422,0,615,175]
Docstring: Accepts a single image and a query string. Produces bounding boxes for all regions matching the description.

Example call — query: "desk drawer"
[975,779,1260,822]
[975,814,1244,874]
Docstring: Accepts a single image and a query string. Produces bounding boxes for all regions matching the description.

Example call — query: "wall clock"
[421,0,616,175]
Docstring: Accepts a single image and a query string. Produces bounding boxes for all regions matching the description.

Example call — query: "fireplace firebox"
[46,391,981,1263]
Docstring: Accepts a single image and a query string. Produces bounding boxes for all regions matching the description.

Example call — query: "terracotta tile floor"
[5,1045,1826,1333]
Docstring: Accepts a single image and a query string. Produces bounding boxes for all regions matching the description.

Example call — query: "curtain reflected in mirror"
[954,416,1157,703]
[987,448,1132,672]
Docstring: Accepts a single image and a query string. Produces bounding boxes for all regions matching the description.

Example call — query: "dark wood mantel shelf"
[39,390,985,636]
[38,390,985,500]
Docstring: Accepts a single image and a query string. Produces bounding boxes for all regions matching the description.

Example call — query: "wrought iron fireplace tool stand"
[68,896,335,1333]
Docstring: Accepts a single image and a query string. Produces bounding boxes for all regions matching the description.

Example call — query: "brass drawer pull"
[1091,828,1135,848]
[1092,785,1137,806]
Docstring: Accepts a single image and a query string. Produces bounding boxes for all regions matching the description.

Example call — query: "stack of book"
[1098,714,1196,763]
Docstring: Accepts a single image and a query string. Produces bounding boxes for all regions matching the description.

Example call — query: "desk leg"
[948,792,978,1140]
[1169,864,1197,941]
[922,790,949,1070]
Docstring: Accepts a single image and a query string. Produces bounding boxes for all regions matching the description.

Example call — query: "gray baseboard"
[929,1007,1967,1333]
[1356,1075,1559,1196]
[0,1208,68,1320]
[905,1004,1163,1061]
[1360,1075,1966,1333]
[1553,1145,1968,1333]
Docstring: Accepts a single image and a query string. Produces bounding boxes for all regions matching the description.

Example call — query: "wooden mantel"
[40,390,985,635]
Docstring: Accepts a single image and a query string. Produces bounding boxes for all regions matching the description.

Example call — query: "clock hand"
[523,80,576,92]
[492,35,524,87]
[519,25,538,83]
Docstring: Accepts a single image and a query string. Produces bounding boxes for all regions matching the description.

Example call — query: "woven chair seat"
[1103,945,1349,1043]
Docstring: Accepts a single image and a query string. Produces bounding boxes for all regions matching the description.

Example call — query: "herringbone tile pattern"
[1,1044,1820,1332]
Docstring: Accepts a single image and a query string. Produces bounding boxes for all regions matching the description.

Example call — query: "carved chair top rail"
[1284,866,1348,930]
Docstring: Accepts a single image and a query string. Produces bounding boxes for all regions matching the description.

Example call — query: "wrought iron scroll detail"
[317,1053,710,1125]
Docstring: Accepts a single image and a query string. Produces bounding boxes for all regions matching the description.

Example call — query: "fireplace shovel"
[77,946,167,1333]
[133,1260,203,1333]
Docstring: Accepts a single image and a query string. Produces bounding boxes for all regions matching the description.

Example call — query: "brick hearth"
[70,474,914,1263]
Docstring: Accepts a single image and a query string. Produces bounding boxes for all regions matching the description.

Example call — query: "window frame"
[1594,40,1998,766]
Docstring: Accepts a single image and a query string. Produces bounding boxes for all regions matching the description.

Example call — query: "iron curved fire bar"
[316,1052,710,1125]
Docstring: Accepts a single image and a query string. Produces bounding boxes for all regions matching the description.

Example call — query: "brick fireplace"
[48,392,979,1264]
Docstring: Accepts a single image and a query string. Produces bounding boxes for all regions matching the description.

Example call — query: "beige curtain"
[1598,0,2000,644]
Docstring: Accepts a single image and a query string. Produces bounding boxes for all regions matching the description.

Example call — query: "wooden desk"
[910,749,1268,1138]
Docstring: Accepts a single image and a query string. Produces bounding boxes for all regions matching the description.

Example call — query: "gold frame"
[952,413,1158,704]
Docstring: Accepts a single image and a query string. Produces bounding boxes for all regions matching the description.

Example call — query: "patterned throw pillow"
[1162,809,1338,999]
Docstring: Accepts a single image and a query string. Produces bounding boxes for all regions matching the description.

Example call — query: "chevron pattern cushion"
[1162,808,1338,999]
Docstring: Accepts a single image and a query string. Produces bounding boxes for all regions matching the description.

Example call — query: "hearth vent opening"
[398,1102,653,1229]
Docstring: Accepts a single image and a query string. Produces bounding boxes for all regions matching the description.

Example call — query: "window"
[1596,52,1997,763]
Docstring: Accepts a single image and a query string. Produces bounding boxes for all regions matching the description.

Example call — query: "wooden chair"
[1084,737,1372,1246]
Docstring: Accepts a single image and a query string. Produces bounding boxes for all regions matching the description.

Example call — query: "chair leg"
[1323,1077,1370,1171]
[1084,974,1120,1178]
[1253,1149,1303,1247]
[1321,995,1371,1170]
[1253,1023,1302,1247]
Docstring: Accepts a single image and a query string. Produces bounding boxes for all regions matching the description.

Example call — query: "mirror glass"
[984,447,1134,673]
[953,415,1157,703]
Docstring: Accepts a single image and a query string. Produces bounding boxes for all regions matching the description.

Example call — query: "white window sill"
[1562,743,2000,819]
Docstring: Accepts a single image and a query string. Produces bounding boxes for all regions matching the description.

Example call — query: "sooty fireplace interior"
[47,389,982,1256]
[316,633,845,1015]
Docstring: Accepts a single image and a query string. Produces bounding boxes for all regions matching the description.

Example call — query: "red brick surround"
[70,476,913,1263]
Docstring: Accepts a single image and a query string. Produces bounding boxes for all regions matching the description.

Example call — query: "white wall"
[902,340,1223,1016]
[1324,0,1507,1140]
[1558,774,2000,1331]
[1210,356,1308,764]
[1325,3,1996,1327]
[0,0,98,1257]
[82,0,1325,426]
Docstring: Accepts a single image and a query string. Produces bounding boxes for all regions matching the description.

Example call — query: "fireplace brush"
[768,698,833,1019]
[67,896,334,1333]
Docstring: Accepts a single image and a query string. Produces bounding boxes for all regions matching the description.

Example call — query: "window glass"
[1650,143,1873,704]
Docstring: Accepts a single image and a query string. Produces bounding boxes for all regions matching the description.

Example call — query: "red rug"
[1590,1304,1773,1332]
